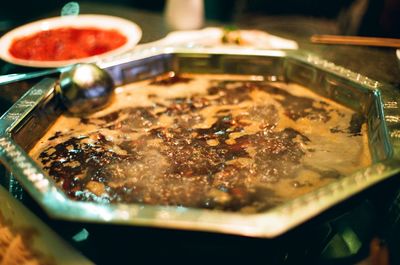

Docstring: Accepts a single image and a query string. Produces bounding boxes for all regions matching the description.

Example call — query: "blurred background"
[1,0,400,38]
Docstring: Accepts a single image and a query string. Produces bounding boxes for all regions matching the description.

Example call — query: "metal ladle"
[57,63,115,114]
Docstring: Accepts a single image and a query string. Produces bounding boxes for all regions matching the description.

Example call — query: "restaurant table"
[0,2,400,265]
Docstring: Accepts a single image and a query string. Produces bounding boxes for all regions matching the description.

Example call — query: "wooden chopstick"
[311,34,400,48]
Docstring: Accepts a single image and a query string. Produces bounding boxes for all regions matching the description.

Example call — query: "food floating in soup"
[30,73,371,213]
[9,27,127,61]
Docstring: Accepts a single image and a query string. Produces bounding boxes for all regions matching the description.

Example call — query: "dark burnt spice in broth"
[29,74,371,213]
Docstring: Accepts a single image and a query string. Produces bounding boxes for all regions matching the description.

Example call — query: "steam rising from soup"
[30,73,370,213]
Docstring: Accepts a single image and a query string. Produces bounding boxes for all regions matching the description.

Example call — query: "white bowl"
[0,14,142,68]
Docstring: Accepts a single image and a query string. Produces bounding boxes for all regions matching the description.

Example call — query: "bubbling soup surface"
[29,73,371,213]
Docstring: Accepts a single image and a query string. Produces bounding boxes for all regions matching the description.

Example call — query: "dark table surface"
[0,3,400,265]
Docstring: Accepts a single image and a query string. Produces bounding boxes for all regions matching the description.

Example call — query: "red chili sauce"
[9,27,127,61]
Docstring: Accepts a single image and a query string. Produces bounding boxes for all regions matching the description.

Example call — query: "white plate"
[0,14,142,68]
[147,27,298,50]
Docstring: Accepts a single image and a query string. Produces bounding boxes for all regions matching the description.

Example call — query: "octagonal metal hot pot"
[0,47,399,239]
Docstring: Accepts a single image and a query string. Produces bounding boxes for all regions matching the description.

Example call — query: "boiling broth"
[29,73,371,213]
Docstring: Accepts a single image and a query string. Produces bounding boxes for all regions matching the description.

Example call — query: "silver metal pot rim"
[0,47,399,238]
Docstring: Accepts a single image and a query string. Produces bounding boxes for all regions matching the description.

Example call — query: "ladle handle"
[0,66,72,86]
[0,78,59,199]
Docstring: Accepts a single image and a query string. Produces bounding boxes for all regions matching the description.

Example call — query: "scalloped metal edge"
[0,48,399,238]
